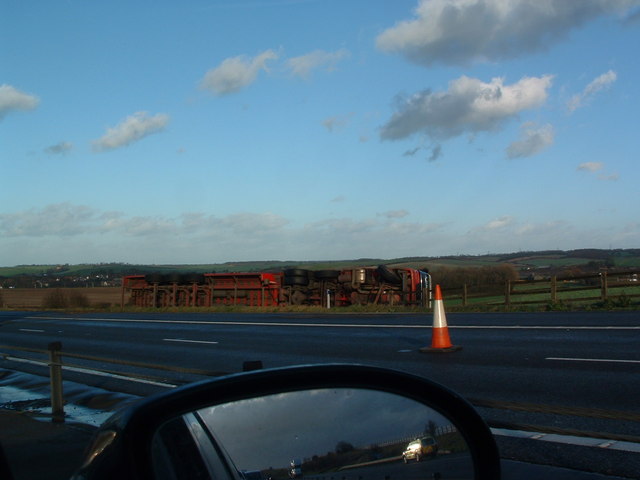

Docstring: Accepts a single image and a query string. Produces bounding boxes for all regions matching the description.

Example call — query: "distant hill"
[1,249,639,283]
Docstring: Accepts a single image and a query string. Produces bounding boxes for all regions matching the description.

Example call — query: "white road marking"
[491,427,640,453]
[164,338,219,345]
[26,316,640,330]
[454,325,640,330]
[31,316,428,328]
[19,328,45,333]
[3,356,176,388]
[547,357,640,364]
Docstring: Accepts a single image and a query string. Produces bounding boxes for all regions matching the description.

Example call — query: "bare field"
[0,288,126,309]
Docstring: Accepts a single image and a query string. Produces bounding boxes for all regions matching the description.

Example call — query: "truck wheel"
[284,275,309,286]
[166,273,186,284]
[283,269,311,277]
[314,270,340,280]
[183,273,205,284]
[145,273,164,284]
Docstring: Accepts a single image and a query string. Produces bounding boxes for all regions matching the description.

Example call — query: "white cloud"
[625,8,640,24]
[507,123,554,159]
[598,173,619,181]
[0,203,98,237]
[576,162,618,181]
[217,212,289,234]
[482,216,514,231]
[92,111,169,152]
[287,49,350,78]
[0,84,39,119]
[376,0,638,66]
[403,147,421,157]
[379,210,409,219]
[428,144,442,162]
[0,204,291,240]
[100,215,178,236]
[380,75,553,141]
[515,220,568,236]
[201,50,278,95]
[567,70,617,112]
[577,162,604,172]
[322,113,353,132]
[45,141,73,155]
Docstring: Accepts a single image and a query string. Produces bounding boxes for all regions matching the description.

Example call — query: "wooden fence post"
[48,342,64,423]
[601,272,608,301]
[462,284,468,307]
[551,276,557,303]
[505,280,511,307]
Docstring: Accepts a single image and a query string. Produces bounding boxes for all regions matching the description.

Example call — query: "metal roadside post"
[48,341,65,423]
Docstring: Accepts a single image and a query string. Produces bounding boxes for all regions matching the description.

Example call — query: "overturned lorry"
[123,266,431,308]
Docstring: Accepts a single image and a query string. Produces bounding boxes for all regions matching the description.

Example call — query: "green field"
[2,249,640,278]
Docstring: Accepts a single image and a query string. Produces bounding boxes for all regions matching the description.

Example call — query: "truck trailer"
[123,266,431,308]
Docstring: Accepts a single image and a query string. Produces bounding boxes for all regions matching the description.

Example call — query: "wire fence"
[441,270,640,307]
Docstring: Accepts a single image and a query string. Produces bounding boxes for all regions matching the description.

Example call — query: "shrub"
[595,293,632,310]
[42,289,68,308]
[68,291,90,308]
[545,301,571,311]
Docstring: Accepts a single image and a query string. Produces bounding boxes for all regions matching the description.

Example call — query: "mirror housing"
[72,364,500,480]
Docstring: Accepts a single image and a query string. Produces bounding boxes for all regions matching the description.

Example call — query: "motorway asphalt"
[1,310,639,478]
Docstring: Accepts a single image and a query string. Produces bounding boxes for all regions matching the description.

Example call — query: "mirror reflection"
[153,389,474,480]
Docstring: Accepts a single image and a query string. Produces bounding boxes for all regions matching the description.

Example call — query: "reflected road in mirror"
[154,388,474,480]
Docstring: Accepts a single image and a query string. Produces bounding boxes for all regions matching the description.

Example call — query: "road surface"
[1,310,639,476]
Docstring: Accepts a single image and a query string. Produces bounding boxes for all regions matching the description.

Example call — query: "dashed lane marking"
[164,338,219,345]
[547,357,640,365]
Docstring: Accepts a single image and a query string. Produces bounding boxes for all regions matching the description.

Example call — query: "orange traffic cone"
[420,285,462,353]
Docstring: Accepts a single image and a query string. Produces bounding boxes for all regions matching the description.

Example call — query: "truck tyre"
[283,269,311,278]
[377,265,402,284]
[183,273,205,284]
[145,273,164,284]
[313,270,340,280]
[166,273,185,284]
[284,275,309,286]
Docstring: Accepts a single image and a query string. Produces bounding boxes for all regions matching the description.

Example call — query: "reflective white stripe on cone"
[420,284,462,353]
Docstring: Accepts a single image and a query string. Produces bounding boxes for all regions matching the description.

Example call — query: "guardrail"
[442,270,640,307]
[1,342,639,447]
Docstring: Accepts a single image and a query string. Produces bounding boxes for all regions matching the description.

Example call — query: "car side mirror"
[72,365,500,480]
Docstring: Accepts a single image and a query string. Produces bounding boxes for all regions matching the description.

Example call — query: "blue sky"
[1,0,639,266]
